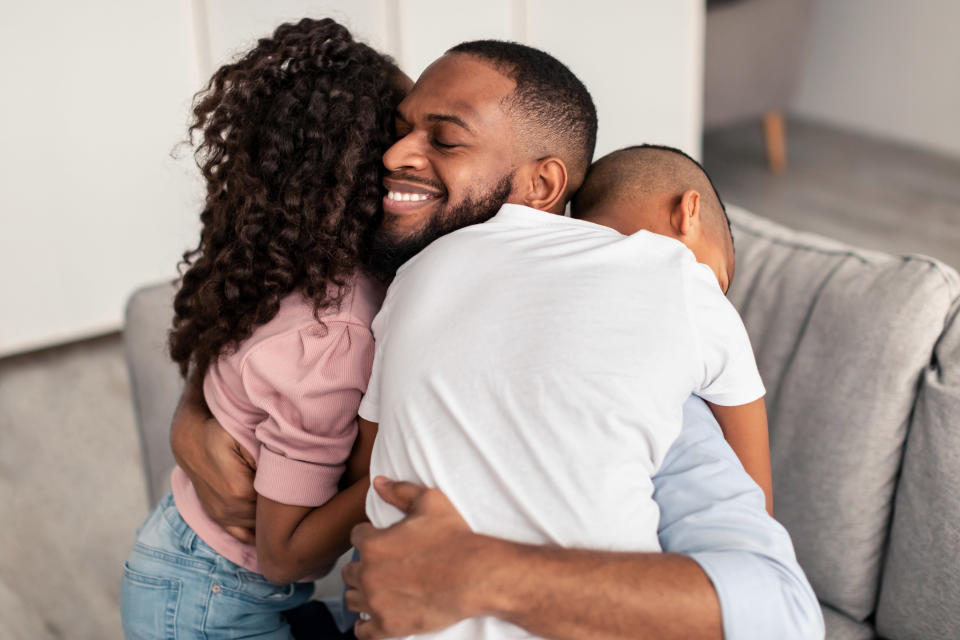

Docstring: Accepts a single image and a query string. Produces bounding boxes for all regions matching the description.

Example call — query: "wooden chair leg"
[763,111,787,172]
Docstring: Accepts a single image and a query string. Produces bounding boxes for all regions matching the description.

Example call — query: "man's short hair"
[573,143,733,250]
[447,40,598,193]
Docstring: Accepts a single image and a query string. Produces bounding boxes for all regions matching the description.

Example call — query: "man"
[172,41,823,640]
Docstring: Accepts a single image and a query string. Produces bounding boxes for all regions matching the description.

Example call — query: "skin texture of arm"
[706,396,773,514]
[169,368,258,543]
[344,397,824,640]
[344,477,721,640]
[256,419,378,585]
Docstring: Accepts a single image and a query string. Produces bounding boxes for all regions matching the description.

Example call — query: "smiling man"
[171,40,823,640]
[362,41,595,283]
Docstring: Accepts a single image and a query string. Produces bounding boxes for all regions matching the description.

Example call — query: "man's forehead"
[399,54,515,123]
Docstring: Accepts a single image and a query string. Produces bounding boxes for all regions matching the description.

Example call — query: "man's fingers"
[343,585,368,612]
[354,618,384,640]
[341,559,361,588]
[230,438,258,472]
[224,525,255,544]
[372,476,426,514]
[193,482,256,526]
[350,522,376,550]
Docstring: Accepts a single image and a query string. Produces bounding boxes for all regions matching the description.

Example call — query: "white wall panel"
[524,0,704,160]
[201,0,394,76]
[0,0,202,356]
[394,0,514,80]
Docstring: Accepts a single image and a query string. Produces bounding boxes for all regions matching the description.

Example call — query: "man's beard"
[366,171,515,281]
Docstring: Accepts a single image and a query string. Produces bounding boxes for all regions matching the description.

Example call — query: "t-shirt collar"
[491,203,622,236]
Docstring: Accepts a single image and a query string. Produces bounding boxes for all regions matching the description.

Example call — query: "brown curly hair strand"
[169,18,404,377]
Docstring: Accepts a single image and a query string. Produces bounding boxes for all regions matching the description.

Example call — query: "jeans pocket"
[203,574,313,639]
[225,570,313,605]
[120,562,182,639]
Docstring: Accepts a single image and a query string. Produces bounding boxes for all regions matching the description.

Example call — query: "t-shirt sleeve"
[685,263,766,406]
[241,321,375,507]
[357,297,390,424]
[357,340,382,423]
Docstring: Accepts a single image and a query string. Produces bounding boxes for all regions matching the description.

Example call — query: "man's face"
[368,54,523,277]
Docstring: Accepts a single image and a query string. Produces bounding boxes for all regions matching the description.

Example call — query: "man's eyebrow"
[426,113,473,133]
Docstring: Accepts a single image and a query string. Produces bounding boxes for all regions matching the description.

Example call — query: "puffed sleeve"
[241,321,375,507]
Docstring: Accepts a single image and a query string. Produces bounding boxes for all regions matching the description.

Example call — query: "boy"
[570,144,772,509]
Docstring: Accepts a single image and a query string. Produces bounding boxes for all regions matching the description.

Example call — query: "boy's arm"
[256,419,377,584]
[706,397,773,514]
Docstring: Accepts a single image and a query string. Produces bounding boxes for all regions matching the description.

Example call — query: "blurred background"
[0,1,957,637]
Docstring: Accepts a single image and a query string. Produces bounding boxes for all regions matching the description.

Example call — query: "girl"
[121,17,408,638]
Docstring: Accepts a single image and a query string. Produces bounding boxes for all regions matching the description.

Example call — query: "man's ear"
[521,157,568,213]
[669,189,701,238]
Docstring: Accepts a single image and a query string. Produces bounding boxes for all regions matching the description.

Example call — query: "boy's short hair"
[572,144,733,252]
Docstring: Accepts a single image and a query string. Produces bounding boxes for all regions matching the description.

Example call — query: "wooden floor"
[703,118,960,270]
[0,334,143,640]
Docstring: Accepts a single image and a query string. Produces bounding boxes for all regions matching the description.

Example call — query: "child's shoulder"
[231,273,384,363]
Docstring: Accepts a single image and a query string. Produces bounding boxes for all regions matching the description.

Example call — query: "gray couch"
[123,205,960,640]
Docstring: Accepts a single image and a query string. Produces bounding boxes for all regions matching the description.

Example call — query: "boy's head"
[572,144,734,293]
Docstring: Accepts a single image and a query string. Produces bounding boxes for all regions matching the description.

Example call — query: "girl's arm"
[256,418,378,585]
[705,397,773,515]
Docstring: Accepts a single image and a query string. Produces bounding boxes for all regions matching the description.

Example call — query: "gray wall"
[791,0,960,158]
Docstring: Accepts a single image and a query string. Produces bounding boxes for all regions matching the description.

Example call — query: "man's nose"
[383,132,429,172]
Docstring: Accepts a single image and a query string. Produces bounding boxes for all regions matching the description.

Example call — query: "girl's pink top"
[170,274,385,579]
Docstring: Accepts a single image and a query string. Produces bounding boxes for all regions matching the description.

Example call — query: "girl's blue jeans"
[120,493,314,639]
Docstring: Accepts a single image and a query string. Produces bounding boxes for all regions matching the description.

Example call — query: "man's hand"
[342,476,724,640]
[169,375,258,543]
[343,477,490,639]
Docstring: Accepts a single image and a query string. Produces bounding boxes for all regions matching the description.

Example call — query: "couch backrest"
[727,206,960,633]
[876,297,960,639]
[124,282,181,506]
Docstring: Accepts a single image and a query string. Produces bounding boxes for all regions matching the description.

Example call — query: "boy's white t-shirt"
[359,203,765,639]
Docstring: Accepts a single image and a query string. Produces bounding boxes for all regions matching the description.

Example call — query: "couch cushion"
[726,205,960,622]
[822,604,873,640]
[876,299,960,639]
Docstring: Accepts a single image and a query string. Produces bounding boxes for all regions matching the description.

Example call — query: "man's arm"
[169,368,257,542]
[346,478,720,640]
[344,397,823,640]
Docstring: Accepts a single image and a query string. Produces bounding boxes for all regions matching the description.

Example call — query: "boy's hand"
[343,477,488,639]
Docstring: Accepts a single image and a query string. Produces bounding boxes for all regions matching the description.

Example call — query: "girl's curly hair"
[169,18,405,377]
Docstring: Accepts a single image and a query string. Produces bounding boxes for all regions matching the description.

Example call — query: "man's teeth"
[387,191,433,202]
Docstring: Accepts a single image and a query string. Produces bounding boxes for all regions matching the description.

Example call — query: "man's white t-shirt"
[358,203,765,639]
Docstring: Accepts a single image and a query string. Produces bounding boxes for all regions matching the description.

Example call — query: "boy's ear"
[521,157,569,214]
[669,189,701,237]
